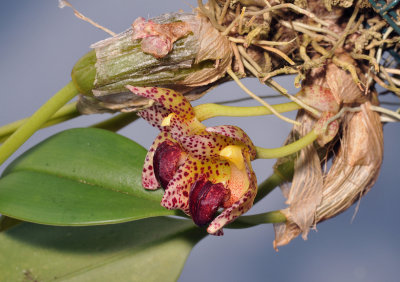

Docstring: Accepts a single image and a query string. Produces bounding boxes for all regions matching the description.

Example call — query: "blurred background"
[0,1,399,281]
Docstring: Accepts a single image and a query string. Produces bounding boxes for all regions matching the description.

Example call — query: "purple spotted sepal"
[127,85,257,235]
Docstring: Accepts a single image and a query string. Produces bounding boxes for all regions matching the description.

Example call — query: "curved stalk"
[0,102,80,143]
[91,112,139,132]
[254,172,284,204]
[194,102,300,121]
[227,68,301,126]
[0,81,79,165]
[228,210,286,229]
[256,130,318,159]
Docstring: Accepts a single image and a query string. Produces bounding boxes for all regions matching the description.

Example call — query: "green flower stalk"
[0,11,233,165]
[0,82,79,165]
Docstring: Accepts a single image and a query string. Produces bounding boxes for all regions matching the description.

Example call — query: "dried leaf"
[273,54,383,248]
[273,102,383,249]
[180,14,232,87]
[316,102,383,222]
[273,111,323,248]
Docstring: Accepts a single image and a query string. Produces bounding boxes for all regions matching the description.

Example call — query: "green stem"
[91,112,139,132]
[0,102,80,143]
[0,81,79,165]
[255,129,318,159]
[194,102,300,122]
[254,172,284,204]
[227,68,301,125]
[227,211,286,229]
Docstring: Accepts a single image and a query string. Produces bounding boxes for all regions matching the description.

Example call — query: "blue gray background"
[0,1,399,281]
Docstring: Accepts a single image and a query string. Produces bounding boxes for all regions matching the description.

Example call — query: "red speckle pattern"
[126,85,195,121]
[314,112,339,146]
[137,104,170,130]
[297,86,342,146]
[206,125,257,160]
[162,155,230,214]
[207,162,258,235]
[130,85,258,235]
[142,132,170,189]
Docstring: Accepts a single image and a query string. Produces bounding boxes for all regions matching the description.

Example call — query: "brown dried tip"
[273,53,383,250]
[132,17,192,58]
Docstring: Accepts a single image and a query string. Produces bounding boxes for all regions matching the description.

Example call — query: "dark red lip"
[189,176,230,226]
[153,140,186,189]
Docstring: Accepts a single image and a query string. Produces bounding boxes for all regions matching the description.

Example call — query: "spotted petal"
[166,113,202,139]
[206,125,256,159]
[172,129,252,162]
[162,155,230,213]
[142,132,172,189]
[173,133,227,161]
[137,104,170,130]
[207,163,257,234]
[126,85,195,120]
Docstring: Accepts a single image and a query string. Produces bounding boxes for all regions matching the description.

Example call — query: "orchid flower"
[126,85,257,235]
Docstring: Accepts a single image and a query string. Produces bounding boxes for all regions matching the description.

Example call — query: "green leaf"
[0,128,177,225]
[0,217,205,281]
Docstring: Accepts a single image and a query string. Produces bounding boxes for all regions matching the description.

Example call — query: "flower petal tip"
[138,87,257,234]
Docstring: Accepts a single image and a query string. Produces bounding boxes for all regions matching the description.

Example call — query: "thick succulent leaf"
[0,217,205,281]
[0,128,178,225]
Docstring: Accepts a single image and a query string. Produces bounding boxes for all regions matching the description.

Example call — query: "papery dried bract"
[274,104,383,249]
[316,103,383,223]
[273,54,383,249]
[297,85,340,115]
[325,52,369,104]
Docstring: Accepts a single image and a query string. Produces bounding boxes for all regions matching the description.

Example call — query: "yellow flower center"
[220,145,245,170]
[161,113,175,126]
[220,145,250,207]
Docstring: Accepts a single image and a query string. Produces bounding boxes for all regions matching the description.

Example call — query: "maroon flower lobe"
[189,176,230,226]
[153,140,186,189]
